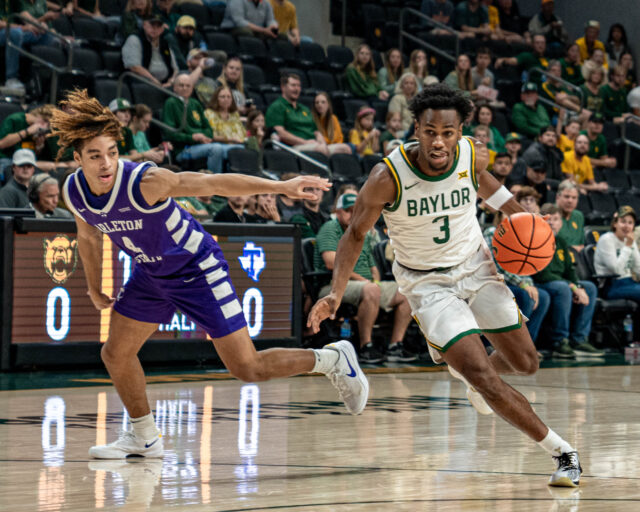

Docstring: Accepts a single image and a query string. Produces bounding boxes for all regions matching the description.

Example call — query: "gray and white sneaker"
[325,340,369,415]
[549,451,582,487]
[448,365,493,415]
[89,430,163,459]
[1,78,25,96]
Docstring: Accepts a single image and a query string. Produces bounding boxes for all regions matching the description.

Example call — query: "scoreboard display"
[9,223,297,345]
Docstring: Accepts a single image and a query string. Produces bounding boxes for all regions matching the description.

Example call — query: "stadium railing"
[528,67,585,115]
[621,114,640,171]
[398,7,458,64]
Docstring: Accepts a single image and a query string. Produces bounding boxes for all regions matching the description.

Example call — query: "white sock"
[538,428,575,456]
[311,348,339,374]
[130,413,160,440]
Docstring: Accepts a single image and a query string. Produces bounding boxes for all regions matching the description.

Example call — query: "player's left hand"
[280,175,331,200]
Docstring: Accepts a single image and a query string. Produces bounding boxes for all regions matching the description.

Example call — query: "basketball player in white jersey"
[308,84,582,487]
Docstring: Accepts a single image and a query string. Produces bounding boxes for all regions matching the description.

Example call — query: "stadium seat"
[604,170,630,193]
[361,154,382,175]
[371,99,388,125]
[327,45,354,72]
[237,36,269,64]
[269,39,298,66]
[226,148,261,174]
[263,91,281,107]
[628,169,640,192]
[205,32,238,55]
[362,3,386,50]
[130,82,169,113]
[51,16,73,37]
[208,5,225,27]
[298,94,315,110]
[203,62,223,80]
[72,17,108,42]
[246,91,264,111]
[615,192,640,216]
[0,101,23,124]
[242,63,266,91]
[308,70,339,93]
[92,78,132,105]
[263,149,299,175]
[578,244,638,349]
[70,47,103,75]
[373,239,393,280]
[99,0,125,16]
[177,3,210,29]
[343,98,368,125]
[101,50,123,75]
[330,153,362,183]
[300,151,331,177]
[492,110,509,137]
[299,42,327,69]
[583,225,609,246]
[587,191,617,224]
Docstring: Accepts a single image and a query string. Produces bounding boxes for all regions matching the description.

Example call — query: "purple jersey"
[62,160,247,338]
[63,160,216,277]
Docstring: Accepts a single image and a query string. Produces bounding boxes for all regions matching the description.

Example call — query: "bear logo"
[43,235,78,284]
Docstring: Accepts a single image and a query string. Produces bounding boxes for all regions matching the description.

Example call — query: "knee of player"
[515,351,539,376]
[228,361,269,383]
[464,367,502,396]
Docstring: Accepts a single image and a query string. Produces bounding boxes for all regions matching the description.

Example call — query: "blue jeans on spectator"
[605,277,640,301]
[537,280,597,343]
[21,28,57,49]
[507,284,550,343]
[0,27,25,80]
[176,142,243,173]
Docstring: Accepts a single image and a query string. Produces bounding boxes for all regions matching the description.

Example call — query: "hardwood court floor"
[1,364,639,511]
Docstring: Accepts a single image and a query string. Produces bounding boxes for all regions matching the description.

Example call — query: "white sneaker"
[324,340,369,415]
[2,78,25,95]
[88,430,164,459]
[448,365,493,415]
[549,451,582,487]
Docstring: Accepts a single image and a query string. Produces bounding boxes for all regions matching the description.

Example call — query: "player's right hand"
[307,294,340,334]
[87,290,115,310]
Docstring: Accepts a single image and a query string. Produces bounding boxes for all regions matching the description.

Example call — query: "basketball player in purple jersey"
[51,90,369,459]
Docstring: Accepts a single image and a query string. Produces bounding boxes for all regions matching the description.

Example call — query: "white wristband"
[485,185,513,210]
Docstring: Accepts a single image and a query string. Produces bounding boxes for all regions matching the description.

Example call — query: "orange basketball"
[492,212,555,276]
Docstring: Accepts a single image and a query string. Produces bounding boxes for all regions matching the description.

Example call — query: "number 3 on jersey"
[432,215,450,244]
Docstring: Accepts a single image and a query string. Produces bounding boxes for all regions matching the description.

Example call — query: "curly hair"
[49,89,122,162]
[408,83,473,124]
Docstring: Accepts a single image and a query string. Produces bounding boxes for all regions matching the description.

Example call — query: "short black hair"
[409,83,473,124]
[280,72,301,87]
[494,152,511,161]
[539,125,556,136]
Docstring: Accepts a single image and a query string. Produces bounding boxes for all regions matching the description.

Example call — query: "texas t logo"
[238,242,266,282]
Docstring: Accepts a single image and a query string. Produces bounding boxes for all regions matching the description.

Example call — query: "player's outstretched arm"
[74,214,115,310]
[139,168,330,205]
[307,163,396,333]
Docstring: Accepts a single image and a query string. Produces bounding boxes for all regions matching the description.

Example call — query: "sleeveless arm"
[324,163,396,302]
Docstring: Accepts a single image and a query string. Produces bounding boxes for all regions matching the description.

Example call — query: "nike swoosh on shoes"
[343,352,357,377]
[145,438,159,449]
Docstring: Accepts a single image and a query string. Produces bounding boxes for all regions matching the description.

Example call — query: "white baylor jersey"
[381,138,484,270]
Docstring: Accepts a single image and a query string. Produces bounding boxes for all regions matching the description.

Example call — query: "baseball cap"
[356,107,376,119]
[143,14,164,24]
[336,193,357,210]
[108,98,133,113]
[13,148,36,166]
[615,205,636,221]
[585,20,600,30]
[177,15,196,28]
[505,132,522,143]
[187,48,207,62]
[589,112,604,123]
[521,82,538,93]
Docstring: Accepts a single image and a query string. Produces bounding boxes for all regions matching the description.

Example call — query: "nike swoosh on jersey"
[404,182,419,190]
[145,438,159,449]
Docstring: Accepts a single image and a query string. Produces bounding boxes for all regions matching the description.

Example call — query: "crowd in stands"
[1,0,639,363]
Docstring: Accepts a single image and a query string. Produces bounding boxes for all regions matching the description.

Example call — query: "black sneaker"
[549,451,582,487]
[386,342,418,362]
[552,339,576,359]
[359,342,386,364]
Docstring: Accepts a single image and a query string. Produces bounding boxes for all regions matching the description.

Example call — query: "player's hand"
[525,285,539,309]
[280,175,331,200]
[307,294,340,333]
[88,289,115,310]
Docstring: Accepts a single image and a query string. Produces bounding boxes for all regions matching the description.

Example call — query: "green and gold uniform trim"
[481,308,523,334]
[466,136,479,191]
[383,156,402,212]
[399,141,460,182]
